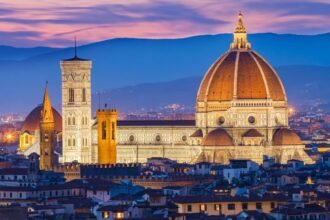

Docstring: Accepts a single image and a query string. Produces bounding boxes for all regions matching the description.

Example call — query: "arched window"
[111,122,115,140]
[102,121,106,140]
[68,117,71,125]
[68,88,74,103]
[82,88,86,102]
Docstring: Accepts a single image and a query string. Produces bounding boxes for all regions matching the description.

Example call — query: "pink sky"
[0,0,328,47]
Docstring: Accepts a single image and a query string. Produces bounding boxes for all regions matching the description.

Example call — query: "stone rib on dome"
[202,128,233,146]
[273,128,302,146]
[197,50,286,102]
[22,105,62,133]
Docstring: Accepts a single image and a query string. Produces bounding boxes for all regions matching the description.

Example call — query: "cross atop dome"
[230,12,251,50]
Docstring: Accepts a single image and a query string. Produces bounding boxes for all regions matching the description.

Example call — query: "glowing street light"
[288,107,295,115]
[5,133,13,142]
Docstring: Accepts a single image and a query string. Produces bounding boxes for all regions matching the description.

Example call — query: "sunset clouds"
[0,0,328,47]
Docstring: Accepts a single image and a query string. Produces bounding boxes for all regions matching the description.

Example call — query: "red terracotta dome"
[273,128,302,145]
[22,105,62,133]
[197,50,286,102]
[202,128,233,146]
[197,13,286,103]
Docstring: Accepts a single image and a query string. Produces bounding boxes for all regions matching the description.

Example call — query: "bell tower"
[40,83,57,170]
[60,42,93,163]
[96,108,118,164]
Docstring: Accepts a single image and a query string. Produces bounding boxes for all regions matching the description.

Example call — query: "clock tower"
[60,48,93,163]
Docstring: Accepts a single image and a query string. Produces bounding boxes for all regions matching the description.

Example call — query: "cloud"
[0,0,327,46]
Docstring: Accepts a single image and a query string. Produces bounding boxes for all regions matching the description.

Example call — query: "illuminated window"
[214,204,221,211]
[115,212,124,219]
[68,88,75,103]
[200,204,207,212]
[102,211,109,219]
[44,133,49,142]
[82,88,86,102]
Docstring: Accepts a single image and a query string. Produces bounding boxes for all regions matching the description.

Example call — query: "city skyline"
[0,0,328,47]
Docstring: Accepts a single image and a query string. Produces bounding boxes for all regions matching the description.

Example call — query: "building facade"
[20,13,313,165]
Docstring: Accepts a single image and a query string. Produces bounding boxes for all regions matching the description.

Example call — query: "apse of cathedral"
[19,13,314,165]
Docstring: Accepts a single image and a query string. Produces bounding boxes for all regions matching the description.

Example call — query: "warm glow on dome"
[197,13,286,103]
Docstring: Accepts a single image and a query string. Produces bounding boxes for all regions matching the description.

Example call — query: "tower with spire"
[60,39,93,163]
[39,82,57,170]
[230,12,251,50]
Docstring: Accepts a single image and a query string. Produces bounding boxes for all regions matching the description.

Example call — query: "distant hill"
[94,65,330,113]
[0,33,330,114]
[0,46,59,61]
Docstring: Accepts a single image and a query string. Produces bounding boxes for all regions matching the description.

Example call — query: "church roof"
[40,83,54,123]
[197,13,286,103]
[273,128,302,145]
[202,128,233,146]
[242,129,264,138]
[117,120,195,127]
[63,55,90,61]
[190,129,203,137]
[22,105,62,133]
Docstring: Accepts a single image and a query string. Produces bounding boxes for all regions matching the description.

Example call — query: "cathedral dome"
[197,14,286,103]
[22,105,62,133]
[202,128,233,146]
[273,128,302,145]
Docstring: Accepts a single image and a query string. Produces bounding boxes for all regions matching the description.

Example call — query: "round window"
[129,135,134,142]
[182,135,187,142]
[248,116,256,124]
[156,135,161,142]
[218,116,225,125]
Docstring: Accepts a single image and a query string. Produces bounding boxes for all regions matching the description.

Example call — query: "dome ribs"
[207,52,236,101]
[237,52,267,99]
